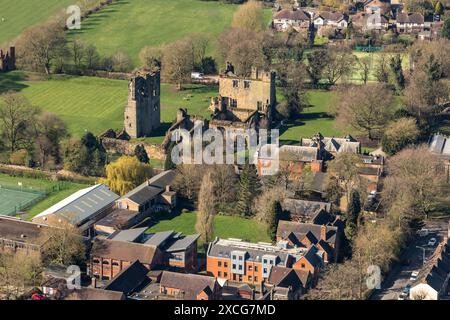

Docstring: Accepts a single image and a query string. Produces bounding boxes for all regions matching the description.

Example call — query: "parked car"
[191,72,204,80]
[428,238,437,246]
[403,285,411,294]
[398,292,407,300]
[417,229,429,237]
[410,271,419,281]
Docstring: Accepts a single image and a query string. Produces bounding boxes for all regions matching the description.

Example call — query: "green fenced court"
[0,186,45,216]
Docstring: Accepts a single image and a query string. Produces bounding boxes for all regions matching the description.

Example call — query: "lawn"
[0,0,73,45]
[68,0,244,65]
[279,90,343,143]
[146,211,271,247]
[0,71,216,139]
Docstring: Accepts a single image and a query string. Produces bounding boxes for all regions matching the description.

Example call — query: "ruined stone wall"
[101,138,166,161]
[124,72,161,138]
[218,69,276,112]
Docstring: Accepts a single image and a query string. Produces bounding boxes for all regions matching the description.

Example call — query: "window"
[232,80,239,88]
[263,259,267,264]
[248,276,253,281]
[218,261,222,267]
[301,263,306,268]
[254,276,258,282]
[233,274,237,281]
[230,99,237,108]
[218,271,222,277]
[239,256,243,261]
[232,264,236,269]
[93,259,100,264]
[254,266,258,272]
[112,262,119,267]
[239,275,243,282]
[248,265,253,271]
[257,101,263,111]
[224,262,228,268]
[102,260,110,265]
[224,272,228,277]
[263,268,267,274]
[244,80,250,89]
[238,265,242,270]
[232,255,236,260]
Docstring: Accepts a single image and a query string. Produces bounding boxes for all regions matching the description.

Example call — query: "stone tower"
[124,72,161,138]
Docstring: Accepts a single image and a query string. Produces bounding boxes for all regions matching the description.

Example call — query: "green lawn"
[0,71,216,139]
[280,90,344,143]
[68,0,243,65]
[146,211,271,247]
[0,0,73,45]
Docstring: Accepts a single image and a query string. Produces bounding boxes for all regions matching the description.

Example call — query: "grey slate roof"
[95,209,141,228]
[109,227,148,242]
[166,234,200,252]
[0,216,48,245]
[121,170,176,205]
[144,230,175,247]
[281,198,332,223]
[35,184,119,226]
[396,12,424,24]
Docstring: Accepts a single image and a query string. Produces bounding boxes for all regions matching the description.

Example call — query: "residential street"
[371,220,449,300]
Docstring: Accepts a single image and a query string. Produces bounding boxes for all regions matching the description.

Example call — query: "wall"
[101,137,166,161]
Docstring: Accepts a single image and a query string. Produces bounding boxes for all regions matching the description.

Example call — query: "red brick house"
[90,238,162,280]
[159,271,221,300]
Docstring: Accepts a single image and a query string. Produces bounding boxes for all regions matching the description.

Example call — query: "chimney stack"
[320,225,327,241]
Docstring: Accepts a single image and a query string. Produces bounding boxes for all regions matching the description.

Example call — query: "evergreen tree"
[389,55,405,94]
[442,17,450,39]
[434,1,444,16]
[236,163,261,217]
[134,144,149,164]
[347,189,361,224]
[196,171,217,243]
[268,201,284,241]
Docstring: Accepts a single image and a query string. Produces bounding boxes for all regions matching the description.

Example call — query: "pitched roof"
[160,271,217,299]
[277,220,338,246]
[34,184,119,226]
[302,245,323,268]
[396,12,424,24]
[121,170,176,205]
[315,11,346,22]
[109,227,148,242]
[91,238,159,264]
[281,198,332,223]
[279,145,320,163]
[268,266,310,290]
[273,9,310,21]
[166,234,200,252]
[64,288,125,300]
[104,261,149,295]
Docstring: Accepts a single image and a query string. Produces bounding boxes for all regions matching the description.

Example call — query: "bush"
[381,118,420,155]
[9,150,29,166]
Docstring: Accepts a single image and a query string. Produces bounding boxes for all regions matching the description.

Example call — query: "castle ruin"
[124,71,161,138]
[209,63,276,132]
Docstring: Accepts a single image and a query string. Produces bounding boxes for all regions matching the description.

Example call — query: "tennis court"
[0,186,45,216]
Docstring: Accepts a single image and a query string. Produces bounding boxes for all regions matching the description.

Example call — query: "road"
[371,220,448,300]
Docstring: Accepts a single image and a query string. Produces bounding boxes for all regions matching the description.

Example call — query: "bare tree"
[161,39,194,90]
[332,84,394,140]
[232,0,266,32]
[16,20,67,74]
[0,92,40,152]
[358,57,371,84]
[323,46,356,85]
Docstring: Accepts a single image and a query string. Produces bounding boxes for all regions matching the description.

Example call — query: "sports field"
[0,71,215,139]
[69,0,241,65]
[0,187,43,216]
[0,0,72,45]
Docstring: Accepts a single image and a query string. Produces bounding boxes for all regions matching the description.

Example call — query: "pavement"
[371,220,449,300]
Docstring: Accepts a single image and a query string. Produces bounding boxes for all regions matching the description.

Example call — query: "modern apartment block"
[206,238,324,286]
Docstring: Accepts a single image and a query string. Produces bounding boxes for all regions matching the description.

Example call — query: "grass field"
[0,71,215,139]
[146,211,271,248]
[0,0,73,45]
[68,0,245,65]
[279,90,343,143]
[0,173,90,219]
